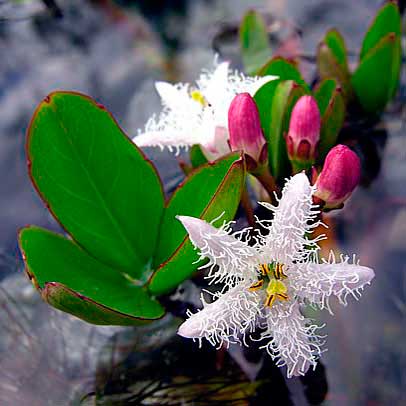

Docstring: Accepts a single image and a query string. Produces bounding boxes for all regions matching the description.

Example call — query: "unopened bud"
[314,144,361,209]
[286,95,321,172]
[228,93,266,163]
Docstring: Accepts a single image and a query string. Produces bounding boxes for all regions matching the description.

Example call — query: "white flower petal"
[291,254,375,312]
[200,62,230,107]
[259,173,322,265]
[155,81,193,110]
[177,216,259,286]
[260,301,324,378]
[178,283,263,348]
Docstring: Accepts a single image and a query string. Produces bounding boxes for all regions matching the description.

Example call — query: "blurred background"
[0,0,404,405]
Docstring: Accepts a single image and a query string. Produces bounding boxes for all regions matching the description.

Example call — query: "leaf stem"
[240,186,255,227]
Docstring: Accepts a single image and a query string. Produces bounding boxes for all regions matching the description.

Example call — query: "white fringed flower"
[133,60,276,158]
[177,173,375,378]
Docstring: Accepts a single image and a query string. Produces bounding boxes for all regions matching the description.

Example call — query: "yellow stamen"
[249,279,264,291]
[265,294,276,307]
[265,279,289,307]
[259,263,272,276]
[190,90,207,106]
[274,263,287,280]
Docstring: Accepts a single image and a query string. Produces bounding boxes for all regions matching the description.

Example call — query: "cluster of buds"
[314,144,361,209]
[228,93,267,173]
[227,93,361,210]
[286,95,321,173]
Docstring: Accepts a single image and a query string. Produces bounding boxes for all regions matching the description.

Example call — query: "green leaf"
[240,10,272,75]
[259,57,308,90]
[190,144,208,168]
[352,33,401,114]
[27,92,164,278]
[267,80,307,181]
[148,153,245,295]
[314,78,337,116]
[253,79,281,138]
[324,29,348,69]
[317,30,353,103]
[360,1,401,60]
[315,80,345,161]
[19,227,165,325]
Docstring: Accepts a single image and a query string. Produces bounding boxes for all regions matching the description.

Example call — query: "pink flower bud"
[228,93,266,162]
[286,95,321,171]
[314,144,361,209]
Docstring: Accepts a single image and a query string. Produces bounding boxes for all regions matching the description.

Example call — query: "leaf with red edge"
[149,153,245,295]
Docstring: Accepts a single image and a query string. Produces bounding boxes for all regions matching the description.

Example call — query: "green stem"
[241,186,255,227]
[254,167,278,200]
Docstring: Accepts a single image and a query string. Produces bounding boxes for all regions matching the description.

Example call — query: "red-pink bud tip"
[286,95,321,167]
[228,93,266,162]
[314,144,361,209]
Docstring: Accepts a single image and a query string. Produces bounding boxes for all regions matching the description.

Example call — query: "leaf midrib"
[49,102,142,273]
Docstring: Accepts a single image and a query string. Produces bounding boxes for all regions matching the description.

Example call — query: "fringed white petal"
[177,216,259,286]
[258,173,324,265]
[199,62,230,108]
[178,283,263,348]
[134,82,207,153]
[155,81,194,110]
[291,253,375,313]
[260,301,324,378]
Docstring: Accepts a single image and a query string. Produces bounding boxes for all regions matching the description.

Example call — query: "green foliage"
[149,153,245,295]
[314,79,345,161]
[352,33,401,114]
[21,92,245,324]
[360,1,401,59]
[19,227,165,325]
[317,2,401,115]
[317,29,353,103]
[240,10,272,75]
[267,81,307,182]
[190,144,208,168]
[259,57,308,90]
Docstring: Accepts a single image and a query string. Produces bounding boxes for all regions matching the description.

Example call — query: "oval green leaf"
[315,80,345,161]
[19,226,165,325]
[317,34,353,104]
[268,80,307,181]
[259,57,308,90]
[27,92,164,278]
[148,153,245,295]
[360,1,401,60]
[352,33,400,114]
[240,10,272,75]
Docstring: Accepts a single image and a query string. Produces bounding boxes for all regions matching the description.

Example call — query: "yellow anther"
[249,279,264,291]
[259,263,272,276]
[274,263,288,280]
[190,90,207,106]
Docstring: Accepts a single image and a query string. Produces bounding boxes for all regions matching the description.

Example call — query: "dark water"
[0,1,405,404]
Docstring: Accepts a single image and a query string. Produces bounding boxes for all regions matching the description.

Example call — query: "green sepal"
[19,226,165,325]
[148,153,245,295]
[239,10,272,75]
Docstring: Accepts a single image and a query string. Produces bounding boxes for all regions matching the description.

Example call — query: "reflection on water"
[0,0,405,404]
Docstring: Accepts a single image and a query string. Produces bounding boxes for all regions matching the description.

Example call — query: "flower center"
[190,90,208,107]
[248,262,289,308]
